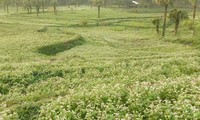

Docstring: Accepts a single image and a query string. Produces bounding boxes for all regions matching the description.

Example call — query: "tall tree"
[152,18,161,34]
[153,0,173,37]
[22,0,32,14]
[28,0,32,13]
[33,0,41,16]
[51,0,58,15]
[93,0,103,18]
[90,0,93,8]
[42,0,45,13]
[169,9,188,34]
[1,0,11,13]
[0,0,4,11]
[115,0,124,8]
[189,0,197,20]
[15,0,21,13]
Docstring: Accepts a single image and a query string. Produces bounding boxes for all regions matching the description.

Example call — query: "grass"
[0,6,200,119]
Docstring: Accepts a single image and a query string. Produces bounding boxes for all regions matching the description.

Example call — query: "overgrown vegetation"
[0,1,200,120]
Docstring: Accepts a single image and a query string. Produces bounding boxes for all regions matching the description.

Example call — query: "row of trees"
[0,0,198,35]
[0,0,59,15]
[90,0,197,19]
[0,0,154,17]
[0,0,194,13]
[0,0,150,11]
[153,0,198,36]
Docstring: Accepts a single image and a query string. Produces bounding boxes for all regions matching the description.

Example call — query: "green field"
[1,6,200,119]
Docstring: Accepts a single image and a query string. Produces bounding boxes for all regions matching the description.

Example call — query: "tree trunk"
[156,24,159,34]
[193,29,195,36]
[42,1,45,13]
[16,3,18,13]
[29,0,32,13]
[54,5,57,15]
[104,0,107,7]
[91,3,93,8]
[37,10,39,16]
[27,8,30,14]
[98,5,100,18]
[36,7,39,16]
[192,21,195,36]
[193,4,196,20]
[6,5,9,13]
[30,5,32,13]
[162,5,168,37]
[192,2,196,36]
[174,19,179,35]
[3,4,6,11]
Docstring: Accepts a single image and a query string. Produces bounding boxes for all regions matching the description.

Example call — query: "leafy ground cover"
[0,6,200,119]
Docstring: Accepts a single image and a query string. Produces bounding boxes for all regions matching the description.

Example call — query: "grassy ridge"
[0,7,200,119]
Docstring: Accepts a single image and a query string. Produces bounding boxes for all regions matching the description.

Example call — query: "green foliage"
[153,0,174,6]
[169,9,188,22]
[183,20,198,36]
[96,20,112,26]
[17,104,40,120]
[152,18,160,25]
[169,9,188,34]
[153,0,174,36]
[79,20,88,27]
[93,0,103,6]
[0,6,200,120]
[37,26,48,32]
[152,18,161,33]
[0,84,9,95]
[184,20,196,30]
[99,21,112,26]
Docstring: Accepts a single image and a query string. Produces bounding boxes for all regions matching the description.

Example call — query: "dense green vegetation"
[1,2,200,120]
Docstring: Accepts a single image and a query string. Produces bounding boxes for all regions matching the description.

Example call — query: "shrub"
[37,26,48,33]
[79,20,88,27]
[152,18,161,34]
[96,21,100,26]
[0,84,9,95]
[100,21,112,26]
[17,104,40,120]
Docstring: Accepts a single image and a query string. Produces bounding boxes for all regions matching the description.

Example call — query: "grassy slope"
[0,6,200,119]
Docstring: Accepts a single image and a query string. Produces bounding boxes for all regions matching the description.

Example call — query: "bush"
[96,20,112,26]
[0,84,9,95]
[17,104,40,120]
[37,26,48,33]
[100,21,112,26]
[79,20,88,27]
